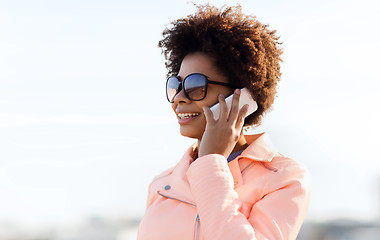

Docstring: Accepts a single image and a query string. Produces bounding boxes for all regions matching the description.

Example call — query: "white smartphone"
[210,88,258,120]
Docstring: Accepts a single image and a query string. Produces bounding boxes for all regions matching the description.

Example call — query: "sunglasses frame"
[166,73,240,103]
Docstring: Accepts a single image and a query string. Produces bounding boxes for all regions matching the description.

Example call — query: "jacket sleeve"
[186,154,311,240]
[145,183,157,209]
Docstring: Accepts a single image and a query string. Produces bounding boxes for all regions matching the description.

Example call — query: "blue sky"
[1,0,380,228]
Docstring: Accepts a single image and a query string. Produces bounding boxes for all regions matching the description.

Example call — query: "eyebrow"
[177,73,211,81]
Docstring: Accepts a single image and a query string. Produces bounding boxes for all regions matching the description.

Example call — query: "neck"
[233,134,248,153]
[196,134,248,156]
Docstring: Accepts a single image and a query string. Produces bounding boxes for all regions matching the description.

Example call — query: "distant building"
[298,218,380,240]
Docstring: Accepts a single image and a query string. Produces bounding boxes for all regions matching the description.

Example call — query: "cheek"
[198,97,219,109]
[194,115,207,137]
[171,102,177,113]
[201,87,233,108]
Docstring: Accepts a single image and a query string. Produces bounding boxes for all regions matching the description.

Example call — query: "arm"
[186,154,310,240]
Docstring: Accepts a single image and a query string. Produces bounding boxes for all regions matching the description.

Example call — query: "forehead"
[178,52,228,83]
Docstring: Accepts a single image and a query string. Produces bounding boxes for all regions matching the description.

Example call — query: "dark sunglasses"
[166,73,240,103]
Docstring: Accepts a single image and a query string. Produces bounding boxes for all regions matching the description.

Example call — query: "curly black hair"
[158,3,283,126]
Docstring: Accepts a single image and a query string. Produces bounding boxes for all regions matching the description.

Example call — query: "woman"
[138,4,310,240]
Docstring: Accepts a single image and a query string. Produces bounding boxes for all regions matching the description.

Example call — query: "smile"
[177,112,201,119]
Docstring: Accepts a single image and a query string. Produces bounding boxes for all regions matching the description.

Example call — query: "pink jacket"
[137,133,311,240]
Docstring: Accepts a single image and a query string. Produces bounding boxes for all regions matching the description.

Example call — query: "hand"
[198,89,249,158]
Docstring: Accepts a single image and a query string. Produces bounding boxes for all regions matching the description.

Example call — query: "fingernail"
[219,94,224,98]
[235,89,241,95]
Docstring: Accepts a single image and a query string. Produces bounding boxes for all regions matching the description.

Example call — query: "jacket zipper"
[157,190,200,240]
[157,190,196,207]
[260,162,278,172]
[195,213,200,240]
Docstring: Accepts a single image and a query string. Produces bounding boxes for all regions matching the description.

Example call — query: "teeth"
[177,113,200,119]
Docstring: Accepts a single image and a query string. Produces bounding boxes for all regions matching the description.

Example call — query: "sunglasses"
[166,73,240,103]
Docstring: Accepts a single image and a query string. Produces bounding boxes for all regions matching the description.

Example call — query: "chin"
[179,126,203,140]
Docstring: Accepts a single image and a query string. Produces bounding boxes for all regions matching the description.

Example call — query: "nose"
[172,88,190,104]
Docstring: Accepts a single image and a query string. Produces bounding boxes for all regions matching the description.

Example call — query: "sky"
[1,0,380,229]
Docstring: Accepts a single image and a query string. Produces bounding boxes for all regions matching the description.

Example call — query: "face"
[171,52,234,140]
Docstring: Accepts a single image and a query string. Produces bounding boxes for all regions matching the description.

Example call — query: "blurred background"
[1,0,379,239]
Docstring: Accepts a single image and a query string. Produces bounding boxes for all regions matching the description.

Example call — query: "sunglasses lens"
[166,76,180,102]
[184,74,207,101]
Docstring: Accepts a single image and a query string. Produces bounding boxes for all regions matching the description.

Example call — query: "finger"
[235,104,249,130]
[202,105,216,124]
[218,94,229,122]
[228,89,241,122]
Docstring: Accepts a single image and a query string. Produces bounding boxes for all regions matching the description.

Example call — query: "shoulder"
[266,154,311,195]
[271,154,310,180]
[241,154,311,193]
[150,166,175,184]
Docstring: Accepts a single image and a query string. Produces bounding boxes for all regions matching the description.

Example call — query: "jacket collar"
[237,132,277,163]
[186,132,277,187]
[229,132,277,187]
[157,132,277,203]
